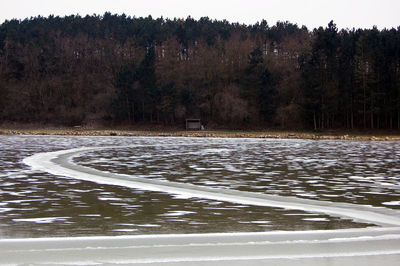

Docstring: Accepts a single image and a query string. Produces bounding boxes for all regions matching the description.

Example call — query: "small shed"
[186,119,201,130]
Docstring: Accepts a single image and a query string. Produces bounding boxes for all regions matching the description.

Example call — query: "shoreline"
[1,128,400,141]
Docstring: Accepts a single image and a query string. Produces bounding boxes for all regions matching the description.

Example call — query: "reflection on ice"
[159,211,196,217]
[302,217,330,222]
[13,217,70,224]
[383,201,400,206]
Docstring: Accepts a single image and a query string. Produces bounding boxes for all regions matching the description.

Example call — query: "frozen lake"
[1,135,400,238]
[1,135,400,265]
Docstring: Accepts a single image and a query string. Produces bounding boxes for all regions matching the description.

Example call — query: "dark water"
[1,135,399,238]
[77,139,400,207]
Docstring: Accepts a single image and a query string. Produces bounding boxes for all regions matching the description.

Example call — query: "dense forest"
[0,13,399,130]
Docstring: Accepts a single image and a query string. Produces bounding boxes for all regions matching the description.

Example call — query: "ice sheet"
[23,146,400,227]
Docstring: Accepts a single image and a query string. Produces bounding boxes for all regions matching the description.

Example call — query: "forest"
[0,13,399,130]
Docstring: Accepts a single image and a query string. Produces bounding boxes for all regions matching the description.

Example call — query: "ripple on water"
[1,136,399,238]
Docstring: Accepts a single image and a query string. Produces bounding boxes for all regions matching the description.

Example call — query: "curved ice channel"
[23,146,400,228]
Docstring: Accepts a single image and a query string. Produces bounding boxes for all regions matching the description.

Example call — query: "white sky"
[1,0,399,30]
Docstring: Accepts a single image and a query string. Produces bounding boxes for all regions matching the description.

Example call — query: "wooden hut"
[186,119,201,130]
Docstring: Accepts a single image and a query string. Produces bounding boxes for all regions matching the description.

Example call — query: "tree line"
[0,13,399,130]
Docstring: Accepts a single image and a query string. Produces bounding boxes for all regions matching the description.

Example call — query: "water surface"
[1,135,399,238]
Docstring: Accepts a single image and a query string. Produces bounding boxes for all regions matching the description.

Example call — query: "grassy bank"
[1,127,400,141]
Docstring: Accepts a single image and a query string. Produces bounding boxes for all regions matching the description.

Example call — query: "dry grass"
[1,127,400,141]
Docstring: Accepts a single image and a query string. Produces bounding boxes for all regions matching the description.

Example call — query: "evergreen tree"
[113,64,137,123]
